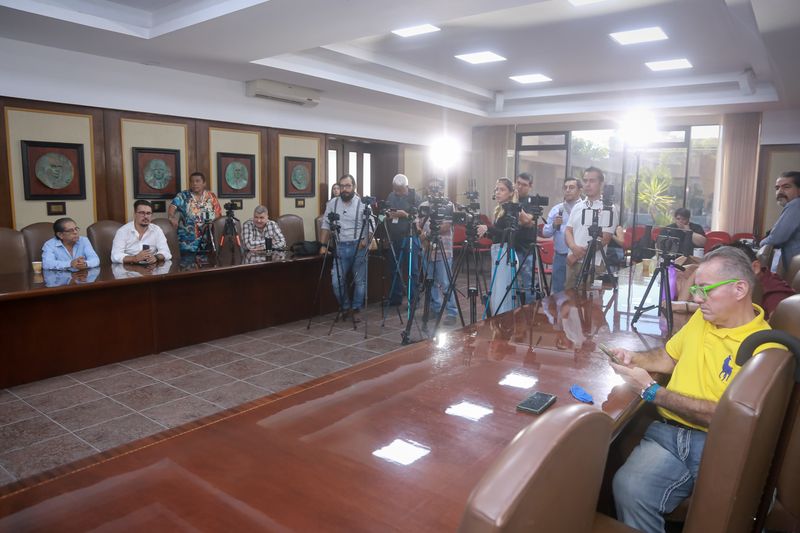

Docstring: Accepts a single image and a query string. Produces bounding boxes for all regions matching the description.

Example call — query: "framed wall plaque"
[217,152,255,198]
[46,201,67,216]
[284,156,315,198]
[21,141,86,200]
[133,148,181,199]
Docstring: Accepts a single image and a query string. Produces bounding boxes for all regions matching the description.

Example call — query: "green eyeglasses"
[688,279,739,301]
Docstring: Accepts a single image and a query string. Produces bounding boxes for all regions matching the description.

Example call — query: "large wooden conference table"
[0,274,670,531]
[0,251,384,388]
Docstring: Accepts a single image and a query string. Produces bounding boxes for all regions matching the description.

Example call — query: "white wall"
[761,109,800,145]
[0,37,473,149]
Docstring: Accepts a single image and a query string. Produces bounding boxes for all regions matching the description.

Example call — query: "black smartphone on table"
[517,391,557,415]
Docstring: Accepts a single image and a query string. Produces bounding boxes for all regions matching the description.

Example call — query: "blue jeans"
[489,243,519,315]
[517,250,540,302]
[613,421,707,533]
[551,252,568,293]
[388,237,419,305]
[425,255,457,317]
[331,240,367,311]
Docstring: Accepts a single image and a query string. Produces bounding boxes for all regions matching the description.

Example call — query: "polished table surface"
[0,274,671,531]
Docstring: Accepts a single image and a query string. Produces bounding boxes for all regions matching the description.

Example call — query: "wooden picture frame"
[21,140,86,200]
[133,148,181,199]
[284,156,315,198]
[217,152,255,198]
[46,201,66,216]
[295,198,305,208]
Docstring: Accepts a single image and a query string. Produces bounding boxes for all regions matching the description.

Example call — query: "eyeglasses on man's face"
[59,227,80,234]
[136,211,153,216]
[688,279,739,301]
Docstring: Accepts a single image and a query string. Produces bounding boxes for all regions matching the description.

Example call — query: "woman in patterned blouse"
[168,171,222,253]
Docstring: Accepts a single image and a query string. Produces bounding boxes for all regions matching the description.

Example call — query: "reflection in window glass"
[518,150,566,207]
[687,126,720,231]
[623,147,688,228]
[520,134,566,146]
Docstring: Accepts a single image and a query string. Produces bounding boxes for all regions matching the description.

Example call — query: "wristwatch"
[641,381,660,402]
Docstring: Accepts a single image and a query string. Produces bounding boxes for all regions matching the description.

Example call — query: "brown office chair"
[792,270,800,293]
[87,220,123,265]
[315,215,323,243]
[671,347,796,533]
[785,254,800,285]
[151,217,181,260]
[211,216,243,252]
[760,295,800,532]
[458,404,614,533]
[21,222,54,264]
[0,227,30,274]
[276,214,304,250]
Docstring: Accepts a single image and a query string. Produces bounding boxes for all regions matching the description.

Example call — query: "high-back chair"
[21,222,53,264]
[704,230,731,244]
[760,295,800,532]
[315,215,323,243]
[677,347,795,533]
[276,214,304,251]
[151,218,181,260]
[458,404,613,533]
[785,254,800,285]
[0,228,30,274]
[212,217,243,252]
[87,220,123,265]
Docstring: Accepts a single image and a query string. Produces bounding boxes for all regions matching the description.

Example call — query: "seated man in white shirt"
[111,200,172,264]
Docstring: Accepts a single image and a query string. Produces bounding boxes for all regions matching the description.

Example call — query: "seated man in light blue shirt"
[41,217,100,271]
[542,177,582,293]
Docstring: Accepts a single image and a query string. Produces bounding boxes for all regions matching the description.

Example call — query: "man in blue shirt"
[41,218,100,271]
[542,177,582,293]
[760,170,800,271]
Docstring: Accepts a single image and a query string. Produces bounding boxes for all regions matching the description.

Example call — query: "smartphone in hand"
[598,343,621,364]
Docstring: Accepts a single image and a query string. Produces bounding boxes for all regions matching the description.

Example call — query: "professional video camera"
[656,234,682,256]
[418,196,454,221]
[518,194,549,217]
[223,201,241,217]
[464,190,481,212]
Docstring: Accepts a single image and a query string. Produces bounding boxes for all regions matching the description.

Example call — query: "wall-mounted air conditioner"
[245,79,320,107]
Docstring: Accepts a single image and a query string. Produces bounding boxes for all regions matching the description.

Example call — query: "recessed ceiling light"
[609,26,668,45]
[391,24,441,38]
[568,0,607,5]
[510,73,552,84]
[645,58,693,71]
[455,51,506,64]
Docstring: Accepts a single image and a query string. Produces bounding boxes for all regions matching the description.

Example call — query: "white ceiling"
[1,0,798,124]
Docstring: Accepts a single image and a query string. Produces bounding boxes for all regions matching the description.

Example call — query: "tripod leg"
[631,266,661,325]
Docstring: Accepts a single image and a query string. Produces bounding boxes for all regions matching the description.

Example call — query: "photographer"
[417,179,458,325]
[477,178,524,314]
[319,174,373,321]
[513,172,543,300]
[384,174,419,307]
[564,167,619,289]
[242,205,286,252]
[543,178,582,293]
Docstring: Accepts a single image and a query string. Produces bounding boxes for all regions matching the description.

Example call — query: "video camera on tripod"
[223,201,241,217]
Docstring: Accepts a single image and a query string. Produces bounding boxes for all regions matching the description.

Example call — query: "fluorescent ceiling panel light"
[568,0,608,5]
[509,73,552,84]
[455,51,506,64]
[609,26,668,45]
[391,24,440,37]
[646,58,693,71]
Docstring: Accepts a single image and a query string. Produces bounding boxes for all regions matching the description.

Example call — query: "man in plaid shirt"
[242,205,286,251]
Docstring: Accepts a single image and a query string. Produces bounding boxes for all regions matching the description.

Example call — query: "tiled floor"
[0,297,474,489]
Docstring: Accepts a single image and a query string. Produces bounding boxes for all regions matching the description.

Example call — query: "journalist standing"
[168,171,221,253]
[384,174,419,307]
[564,167,618,289]
[513,172,542,300]
[543,177,583,293]
[319,174,372,321]
[478,178,520,315]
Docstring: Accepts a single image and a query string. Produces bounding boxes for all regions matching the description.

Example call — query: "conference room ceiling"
[1,0,798,123]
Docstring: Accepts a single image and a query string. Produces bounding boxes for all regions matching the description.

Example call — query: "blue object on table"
[570,384,594,404]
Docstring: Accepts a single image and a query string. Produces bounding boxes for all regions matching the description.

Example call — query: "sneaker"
[443,315,457,326]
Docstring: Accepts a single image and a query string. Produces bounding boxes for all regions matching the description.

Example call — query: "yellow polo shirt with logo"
[660,304,779,431]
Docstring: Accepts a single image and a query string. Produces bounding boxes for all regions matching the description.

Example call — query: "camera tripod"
[434,215,489,327]
[400,215,464,345]
[492,214,549,314]
[631,249,684,335]
[217,211,242,257]
[380,216,420,327]
[576,208,615,290]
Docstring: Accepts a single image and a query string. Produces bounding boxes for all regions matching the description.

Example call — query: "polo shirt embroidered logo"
[719,355,733,382]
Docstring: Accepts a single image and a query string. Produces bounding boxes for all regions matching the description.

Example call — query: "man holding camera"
[514,172,543,300]
[564,167,618,289]
[384,173,419,307]
[111,199,171,264]
[417,179,458,325]
[543,177,583,293]
[320,174,372,321]
[242,205,286,252]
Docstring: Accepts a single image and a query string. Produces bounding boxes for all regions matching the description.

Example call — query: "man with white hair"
[609,246,781,532]
[384,173,419,306]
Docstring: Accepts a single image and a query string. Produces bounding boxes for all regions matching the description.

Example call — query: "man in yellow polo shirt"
[609,246,776,533]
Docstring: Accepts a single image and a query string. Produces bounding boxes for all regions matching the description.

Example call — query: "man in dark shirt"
[513,172,542,300]
[384,174,419,306]
[662,208,706,257]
